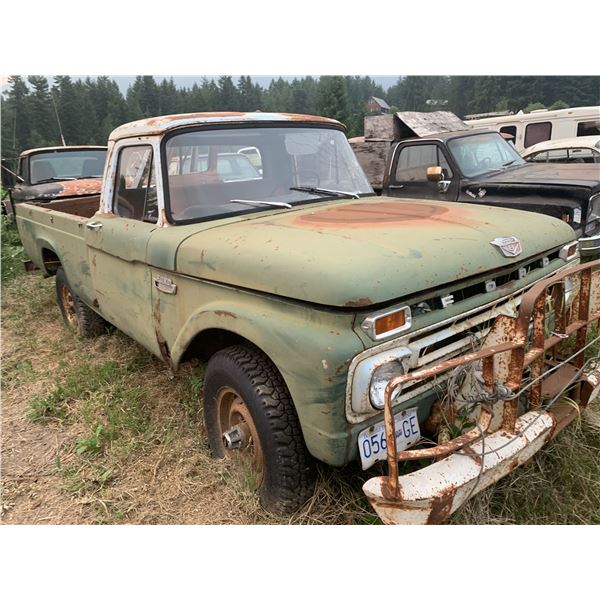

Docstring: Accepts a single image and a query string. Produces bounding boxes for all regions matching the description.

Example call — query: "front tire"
[56,267,106,337]
[204,345,315,514]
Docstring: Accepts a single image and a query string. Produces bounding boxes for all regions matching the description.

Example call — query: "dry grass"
[1,269,599,525]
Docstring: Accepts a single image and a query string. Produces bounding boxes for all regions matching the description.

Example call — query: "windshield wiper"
[34,177,77,183]
[230,199,292,209]
[290,186,360,199]
[502,159,517,167]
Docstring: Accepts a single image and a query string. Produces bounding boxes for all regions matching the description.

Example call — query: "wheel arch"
[35,238,62,276]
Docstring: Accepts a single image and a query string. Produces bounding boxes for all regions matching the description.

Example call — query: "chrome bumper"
[579,232,600,257]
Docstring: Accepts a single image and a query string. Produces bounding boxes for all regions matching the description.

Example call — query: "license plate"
[358,408,420,470]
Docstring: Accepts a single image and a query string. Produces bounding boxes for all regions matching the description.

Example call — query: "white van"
[466,106,600,152]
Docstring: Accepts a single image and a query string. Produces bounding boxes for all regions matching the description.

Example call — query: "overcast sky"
[0,75,400,94]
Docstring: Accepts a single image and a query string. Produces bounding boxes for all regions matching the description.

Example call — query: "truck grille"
[398,294,523,402]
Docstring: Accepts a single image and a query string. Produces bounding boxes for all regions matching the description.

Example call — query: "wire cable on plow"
[448,339,598,506]
[453,351,597,461]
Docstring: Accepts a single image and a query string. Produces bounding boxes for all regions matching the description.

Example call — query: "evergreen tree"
[3,76,31,156]
[158,78,179,115]
[74,78,99,144]
[263,78,293,112]
[217,76,239,111]
[27,76,59,146]
[315,76,351,126]
[237,76,262,111]
[291,77,317,114]
[186,83,207,112]
[52,76,79,145]
[201,78,220,111]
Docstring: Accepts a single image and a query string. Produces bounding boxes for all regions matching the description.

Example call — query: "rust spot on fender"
[344,297,373,308]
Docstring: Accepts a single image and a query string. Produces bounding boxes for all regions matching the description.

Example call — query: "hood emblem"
[490,236,522,257]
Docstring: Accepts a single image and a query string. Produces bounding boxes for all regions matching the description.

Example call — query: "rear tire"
[56,267,106,337]
[204,345,315,514]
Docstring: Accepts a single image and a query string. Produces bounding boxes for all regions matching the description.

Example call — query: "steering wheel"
[477,157,492,170]
[295,170,320,188]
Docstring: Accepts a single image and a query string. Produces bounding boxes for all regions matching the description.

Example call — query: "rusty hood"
[175,197,575,308]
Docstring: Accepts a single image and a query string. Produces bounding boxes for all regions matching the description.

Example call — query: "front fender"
[159,280,364,466]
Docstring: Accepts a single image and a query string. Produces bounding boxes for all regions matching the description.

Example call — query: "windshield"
[29,149,107,184]
[447,133,525,178]
[164,126,373,222]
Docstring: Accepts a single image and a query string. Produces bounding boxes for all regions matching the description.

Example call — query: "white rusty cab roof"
[109,112,344,141]
[19,145,107,158]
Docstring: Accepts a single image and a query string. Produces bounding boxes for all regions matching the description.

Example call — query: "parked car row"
[6,110,600,525]
[522,136,600,164]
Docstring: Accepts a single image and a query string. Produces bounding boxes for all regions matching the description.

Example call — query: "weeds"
[1,214,26,283]
[2,265,600,524]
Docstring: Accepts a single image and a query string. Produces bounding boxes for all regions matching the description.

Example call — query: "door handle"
[86,221,103,230]
[388,184,404,189]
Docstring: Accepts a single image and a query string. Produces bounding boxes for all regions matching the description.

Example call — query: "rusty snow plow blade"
[363,259,600,525]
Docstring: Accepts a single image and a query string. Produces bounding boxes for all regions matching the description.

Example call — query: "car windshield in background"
[164,126,374,222]
[29,150,107,184]
[447,133,525,178]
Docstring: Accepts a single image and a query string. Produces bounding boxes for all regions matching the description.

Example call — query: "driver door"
[388,143,458,201]
[85,144,161,356]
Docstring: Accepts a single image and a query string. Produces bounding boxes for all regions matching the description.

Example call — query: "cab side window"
[114,146,158,222]
[395,144,452,182]
[18,158,29,183]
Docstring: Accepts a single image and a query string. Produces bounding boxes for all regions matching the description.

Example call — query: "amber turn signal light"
[361,305,412,341]
[375,311,406,336]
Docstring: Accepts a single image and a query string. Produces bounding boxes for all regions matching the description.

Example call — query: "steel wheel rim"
[60,286,78,327]
[215,386,264,487]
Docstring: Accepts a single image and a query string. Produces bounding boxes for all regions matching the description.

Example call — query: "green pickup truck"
[15,112,599,524]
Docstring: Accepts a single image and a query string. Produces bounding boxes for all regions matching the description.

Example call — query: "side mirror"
[427,165,451,193]
[426,166,443,182]
[1,160,16,190]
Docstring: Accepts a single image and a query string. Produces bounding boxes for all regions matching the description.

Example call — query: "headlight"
[351,347,412,414]
[361,305,412,341]
[369,360,407,409]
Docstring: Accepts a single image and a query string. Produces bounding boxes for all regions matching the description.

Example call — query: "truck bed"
[15,196,99,306]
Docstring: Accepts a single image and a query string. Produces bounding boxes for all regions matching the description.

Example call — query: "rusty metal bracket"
[365,259,600,522]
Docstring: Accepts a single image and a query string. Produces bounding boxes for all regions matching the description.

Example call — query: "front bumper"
[363,259,600,524]
[579,232,600,258]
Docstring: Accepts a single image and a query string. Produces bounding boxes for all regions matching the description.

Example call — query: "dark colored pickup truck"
[351,114,600,259]
[1,145,107,217]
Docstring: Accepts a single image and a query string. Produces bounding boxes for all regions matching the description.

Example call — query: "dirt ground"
[0,274,376,525]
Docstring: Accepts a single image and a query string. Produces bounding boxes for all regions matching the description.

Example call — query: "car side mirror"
[426,166,443,182]
[1,160,16,190]
[427,166,451,193]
